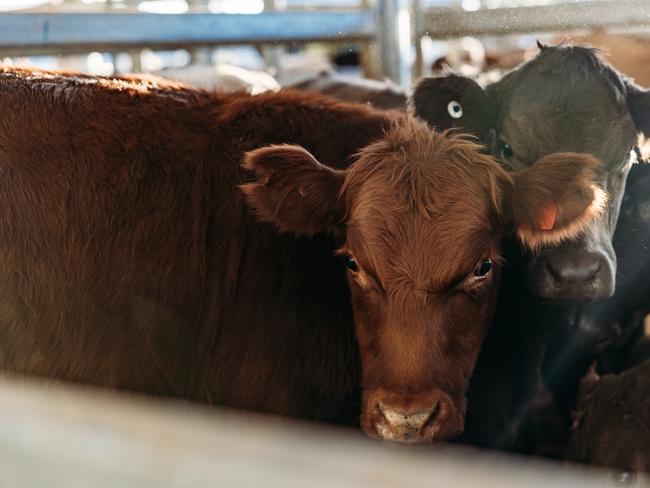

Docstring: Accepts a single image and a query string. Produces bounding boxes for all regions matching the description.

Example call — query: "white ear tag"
[447,100,463,119]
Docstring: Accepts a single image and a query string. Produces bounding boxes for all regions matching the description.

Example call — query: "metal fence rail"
[1,2,649,96]
[0,11,375,54]
[420,0,650,39]
[0,374,645,487]
[0,1,415,86]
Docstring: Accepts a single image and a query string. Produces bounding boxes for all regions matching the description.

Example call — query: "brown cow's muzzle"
[363,389,463,444]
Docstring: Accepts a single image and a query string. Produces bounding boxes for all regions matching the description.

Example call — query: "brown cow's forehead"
[346,180,500,293]
[340,117,506,293]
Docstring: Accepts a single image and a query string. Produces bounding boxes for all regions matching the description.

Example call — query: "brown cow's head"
[241,118,604,443]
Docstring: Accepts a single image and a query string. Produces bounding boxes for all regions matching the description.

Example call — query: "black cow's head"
[410,43,650,300]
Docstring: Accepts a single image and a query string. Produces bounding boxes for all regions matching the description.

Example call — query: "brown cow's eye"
[344,255,359,272]
[474,258,493,277]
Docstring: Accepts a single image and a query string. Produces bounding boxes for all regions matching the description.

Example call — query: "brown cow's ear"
[508,152,606,250]
[241,144,346,236]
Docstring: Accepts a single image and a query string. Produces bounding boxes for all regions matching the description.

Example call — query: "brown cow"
[0,66,602,443]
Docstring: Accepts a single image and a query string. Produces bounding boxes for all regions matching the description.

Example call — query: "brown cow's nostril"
[422,400,441,430]
[367,390,461,444]
[376,401,442,440]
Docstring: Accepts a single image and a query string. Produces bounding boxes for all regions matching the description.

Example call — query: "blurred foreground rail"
[0,375,645,487]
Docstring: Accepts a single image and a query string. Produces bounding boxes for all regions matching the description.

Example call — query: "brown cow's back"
[0,67,394,422]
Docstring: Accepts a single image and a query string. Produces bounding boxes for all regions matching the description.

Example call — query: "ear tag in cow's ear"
[537,203,558,231]
[447,100,463,119]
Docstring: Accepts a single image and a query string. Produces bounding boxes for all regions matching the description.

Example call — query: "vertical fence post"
[377,0,412,87]
[188,0,212,65]
[262,0,285,83]
[360,0,381,80]
[412,0,423,80]
[129,49,142,72]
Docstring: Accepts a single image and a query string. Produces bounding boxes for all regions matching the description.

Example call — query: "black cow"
[485,160,650,453]
[411,43,649,300]
[410,44,650,451]
[542,160,650,411]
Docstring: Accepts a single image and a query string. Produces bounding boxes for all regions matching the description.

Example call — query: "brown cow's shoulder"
[0,66,394,422]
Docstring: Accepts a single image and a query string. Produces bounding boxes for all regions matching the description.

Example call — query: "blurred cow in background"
[289,70,407,111]
[154,63,280,94]
[432,32,650,89]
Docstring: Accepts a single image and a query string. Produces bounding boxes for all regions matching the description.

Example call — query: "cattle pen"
[1,0,650,486]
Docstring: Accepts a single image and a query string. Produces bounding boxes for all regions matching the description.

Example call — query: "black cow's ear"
[408,75,494,140]
[241,144,346,237]
[627,81,650,137]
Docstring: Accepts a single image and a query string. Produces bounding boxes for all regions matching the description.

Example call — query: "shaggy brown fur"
[0,66,602,443]
[567,360,650,472]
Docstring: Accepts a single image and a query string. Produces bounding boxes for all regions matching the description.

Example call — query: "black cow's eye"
[501,142,514,160]
[344,255,359,272]
[474,258,493,277]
